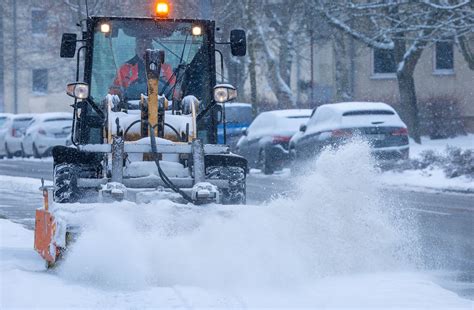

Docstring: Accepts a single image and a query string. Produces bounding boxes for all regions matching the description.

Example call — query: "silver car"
[0,113,14,159]
[22,113,73,158]
[2,114,34,158]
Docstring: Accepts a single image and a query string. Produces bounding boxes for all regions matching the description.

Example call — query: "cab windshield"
[91,19,211,106]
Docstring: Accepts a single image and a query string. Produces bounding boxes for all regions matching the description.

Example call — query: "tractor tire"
[259,149,274,175]
[33,143,41,159]
[5,144,13,159]
[206,166,246,205]
[53,163,79,203]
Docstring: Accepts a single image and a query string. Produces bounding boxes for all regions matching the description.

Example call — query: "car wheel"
[5,143,13,159]
[20,143,29,158]
[33,143,41,159]
[259,149,274,175]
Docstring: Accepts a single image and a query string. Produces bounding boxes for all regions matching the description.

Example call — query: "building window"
[435,41,454,72]
[32,69,48,94]
[373,48,396,75]
[32,10,47,35]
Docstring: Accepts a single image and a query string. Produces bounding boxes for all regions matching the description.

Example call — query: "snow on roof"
[11,113,35,119]
[321,102,396,113]
[35,112,73,121]
[263,109,313,118]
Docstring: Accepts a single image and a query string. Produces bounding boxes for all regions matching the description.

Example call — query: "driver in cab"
[110,37,175,99]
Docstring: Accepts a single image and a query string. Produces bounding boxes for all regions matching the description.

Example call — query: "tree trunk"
[279,32,293,90]
[333,30,353,101]
[458,35,474,70]
[396,71,421,143]
[246,0,258,116]
[393,38,424,144]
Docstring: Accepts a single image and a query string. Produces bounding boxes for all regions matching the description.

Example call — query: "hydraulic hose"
[148,123,194,203]
[124,119,183,141]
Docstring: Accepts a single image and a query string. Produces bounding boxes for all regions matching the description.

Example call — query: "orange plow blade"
[34,209,58,264]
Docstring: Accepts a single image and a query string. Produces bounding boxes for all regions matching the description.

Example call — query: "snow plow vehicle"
[34,1,247,267]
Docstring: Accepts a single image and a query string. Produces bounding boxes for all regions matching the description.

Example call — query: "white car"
[290,102,409,162]
[3,114,35,158]
[0,113,14,159]
[22,113,73,158]
[236,109,312,174]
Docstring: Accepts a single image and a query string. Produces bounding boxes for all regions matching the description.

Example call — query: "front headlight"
[66,82,89,99]
[214,84,237,103]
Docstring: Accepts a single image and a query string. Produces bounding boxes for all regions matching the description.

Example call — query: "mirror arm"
[215,49,225,83]
[75,45,87,81]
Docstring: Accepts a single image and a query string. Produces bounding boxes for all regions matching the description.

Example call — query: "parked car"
[3,114,35,158]
[22,112,73,158]
[0,113,14,159]
[217,103,253,150]
[236,109,312,174]
[289,102,409,165]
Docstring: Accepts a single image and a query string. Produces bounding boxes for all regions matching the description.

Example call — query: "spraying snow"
[57,139,420,292]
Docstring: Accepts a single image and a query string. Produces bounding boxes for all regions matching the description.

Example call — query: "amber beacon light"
[155,1,170,18]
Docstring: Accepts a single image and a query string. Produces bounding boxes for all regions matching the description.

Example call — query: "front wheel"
[33,143,41,159]
[53,163,79,203]
[259,149,274,175]
[5,143,13,159]
[206,166,246,205]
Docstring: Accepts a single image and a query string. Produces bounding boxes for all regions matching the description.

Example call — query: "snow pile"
[57,139,419,291]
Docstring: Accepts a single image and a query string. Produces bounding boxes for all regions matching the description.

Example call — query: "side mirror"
[299,124,307,132]
[230,29,246,56]
[60,33,77,58]
[241,128,248,136]
[214,84,237,103]
[66,82,89,99]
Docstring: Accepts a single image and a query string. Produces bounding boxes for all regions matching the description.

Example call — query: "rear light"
[38,128,47,135]
[331,129,352,138]
[11,128,16,136]
[272,135,291,144]
[391,127,408,136]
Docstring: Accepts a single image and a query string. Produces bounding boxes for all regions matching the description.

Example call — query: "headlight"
[66,82,89,99]
[213,84,237,103]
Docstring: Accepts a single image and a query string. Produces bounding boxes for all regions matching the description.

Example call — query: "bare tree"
[312,0,474,143]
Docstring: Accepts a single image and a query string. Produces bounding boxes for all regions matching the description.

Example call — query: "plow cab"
[34,2,247,266]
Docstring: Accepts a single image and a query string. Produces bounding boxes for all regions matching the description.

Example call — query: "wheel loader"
[34,1,248,267]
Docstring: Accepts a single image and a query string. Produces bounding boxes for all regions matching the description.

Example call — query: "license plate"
[55,133,68,138]
[368,134,386,141]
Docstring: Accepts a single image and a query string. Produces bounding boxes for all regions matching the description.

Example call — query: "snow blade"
[34,209,59,265]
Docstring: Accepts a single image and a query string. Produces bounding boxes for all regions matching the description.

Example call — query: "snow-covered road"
[0,141,473,308]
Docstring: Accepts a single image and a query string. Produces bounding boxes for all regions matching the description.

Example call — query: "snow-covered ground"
[409,134,473,158]
[0,217,468,308]
[1,141,472,308]
[384,134,474,193]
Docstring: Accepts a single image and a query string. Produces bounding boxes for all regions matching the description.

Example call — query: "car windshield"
[343,110,395,116]
[225,105,253,124]
[91,19,211,104]
[13,118,33,129]
[0,117,7,128]
[282,115,310,129]
[44,118,72,122]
